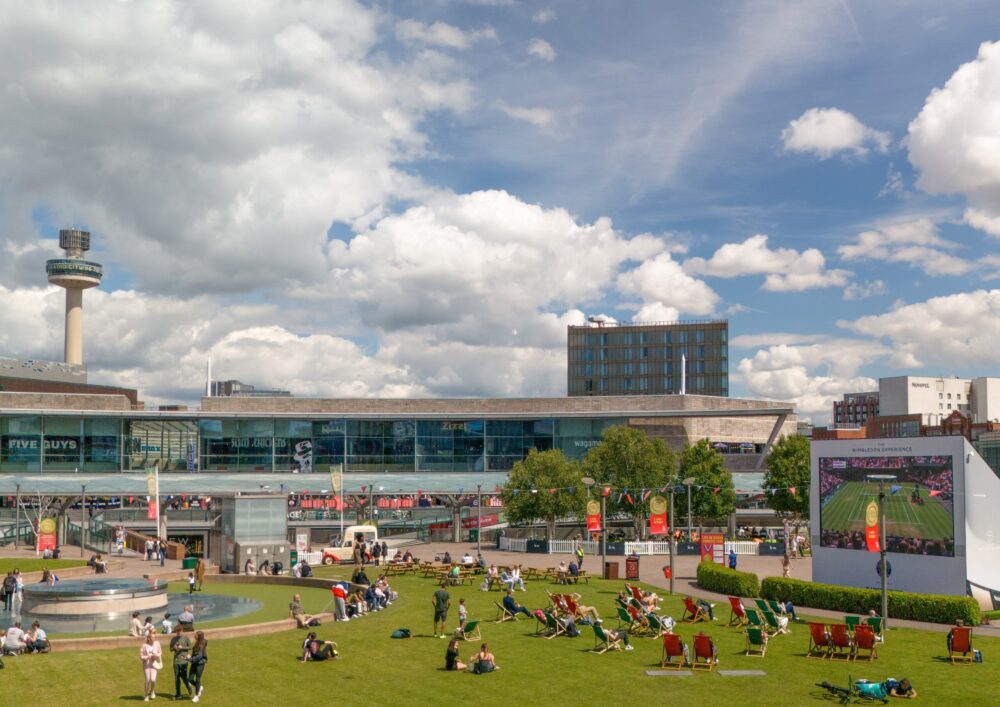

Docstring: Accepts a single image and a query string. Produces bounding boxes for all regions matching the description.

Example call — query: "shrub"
[696,561,760,597]
[761,577,980,625]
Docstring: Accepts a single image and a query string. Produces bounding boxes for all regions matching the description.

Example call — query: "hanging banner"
[145,467,157,497]
[147,499,158,521]
[648,495,668,535]
[36,517,57,553]
[865,501,880,553]
[330,464,343,495]
[586,499,601,532]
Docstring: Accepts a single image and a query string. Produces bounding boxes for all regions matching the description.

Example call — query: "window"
[663,346,672,358]
[948,393,952,399]
[599,363,608,376]
[623,333,634,345]
[624,348,633,360]
[939,393,943,399]
[662,332,672,344]
[623,378,633,391]
[948,403,952,409]
[639,362,649,375]
[663,361,673,374]
[939,403,943,409]
[638,378,649,391]
[696,330,705,342]
[584,348,594,361]
[679,331,688,343]
[623,363,633,375]
[640,347,649,359]
[697,345,705,357]
[639,332,648,344]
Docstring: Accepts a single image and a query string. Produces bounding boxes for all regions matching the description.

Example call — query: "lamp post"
[668,487,676,595]
[581,477,606,577]
[81,483,87,558]
[867,473,896,630]
[683,477,695,539]
[476,483,482,556]
[14,483,20,550]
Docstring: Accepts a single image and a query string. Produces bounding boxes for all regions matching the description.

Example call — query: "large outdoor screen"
[818,455,954,556]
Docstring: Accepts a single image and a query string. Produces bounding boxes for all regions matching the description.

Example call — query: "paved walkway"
[408,541,1000,637]
[0,544,192,582]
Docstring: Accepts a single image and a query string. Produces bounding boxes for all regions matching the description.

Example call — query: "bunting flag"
[602,486,611,497]
[890,485,902,495]
[567,486,575,494]
[549,488,556,495]
[929,490,942,497]
[712,487,721,494]
[511,489,520,496]
[641,489,653,502]
[625,493,634,506]
[788,486,796,497]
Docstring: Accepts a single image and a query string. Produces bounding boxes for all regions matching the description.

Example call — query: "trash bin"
[181,557,198,570]
[662,565,671,580]
[468,529,479,543]
[625,553,640,581]
[289,550,298,566]
[604,561,619,580]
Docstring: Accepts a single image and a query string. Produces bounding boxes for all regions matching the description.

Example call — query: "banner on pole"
[147,499,158,521]
[36,517,57,553]
[865,501,880,553]
[330,464,343,495]
[648,495,668,535]
[145,467,157,498]
[586,500,601,532]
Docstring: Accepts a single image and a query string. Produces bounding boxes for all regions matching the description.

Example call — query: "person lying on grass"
[300,632,338,662]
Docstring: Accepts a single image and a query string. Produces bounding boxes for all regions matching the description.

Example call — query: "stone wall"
[0,391,133,411]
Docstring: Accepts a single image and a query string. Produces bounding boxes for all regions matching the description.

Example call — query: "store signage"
[6,439,78,450]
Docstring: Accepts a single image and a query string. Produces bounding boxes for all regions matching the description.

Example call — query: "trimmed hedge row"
[696,561,760,598]
[761,577,980,626]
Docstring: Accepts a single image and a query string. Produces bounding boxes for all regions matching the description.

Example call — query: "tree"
[581,425,676,538]
[763,434,811,519]
[500,449,586,540]
[677,439,736,524]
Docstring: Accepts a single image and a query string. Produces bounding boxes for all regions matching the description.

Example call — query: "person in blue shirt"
[502,590,532,618]
[728,549,737,570]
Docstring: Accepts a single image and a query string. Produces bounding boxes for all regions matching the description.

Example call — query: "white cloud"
[843,280,887,301]
[532,10,556,24]
[617,252,721,316]
[878,162,907,198]
[395,19,496,49]
[844,289,1000,370]
[965,208,1000,238]
[527,38,556,61]
[632,302,680,323]
[730,333,828,349]
[497,102,554,128]
[837,218,974,276]
[733,338,888,418]
[683,234,850,291]
[781,107,890,159]
[908,41,1000,220]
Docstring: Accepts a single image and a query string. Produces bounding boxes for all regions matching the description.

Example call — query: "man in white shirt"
[4,621,26,655]
[129,611,144,637]
[462,553,474,565]
[178,606,196,631]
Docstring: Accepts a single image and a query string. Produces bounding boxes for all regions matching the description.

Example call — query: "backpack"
[307,618,321,627]
[390,628,412,639]
[564,620,581,638]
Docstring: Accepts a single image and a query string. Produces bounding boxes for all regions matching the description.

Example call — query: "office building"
[210,379,292,398]
[832,391,879,427]
[567,319,729,397]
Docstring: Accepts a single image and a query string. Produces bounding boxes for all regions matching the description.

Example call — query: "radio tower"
[46,229,103,366]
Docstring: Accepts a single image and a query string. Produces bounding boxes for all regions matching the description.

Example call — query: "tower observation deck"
[46,229,103,366]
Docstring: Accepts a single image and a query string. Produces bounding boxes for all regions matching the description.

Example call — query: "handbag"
[152,658,163,670]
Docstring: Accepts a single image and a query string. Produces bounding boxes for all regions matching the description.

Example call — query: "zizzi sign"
[6,439,79,450]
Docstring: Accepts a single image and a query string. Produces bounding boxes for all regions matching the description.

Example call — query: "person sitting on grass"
[3,621,26,655]
[300,632,338,662]
[445,638,467,671]
[25,621,49,654]
[594,619,633,651]
[469,642,498,673]
[884,677,916,699]
[352,567,370,587]
[502,590,533,619]
[289,594,314,629]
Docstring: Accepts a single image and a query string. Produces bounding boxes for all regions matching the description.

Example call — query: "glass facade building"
[0,413,625,474]
[567,320,729,397]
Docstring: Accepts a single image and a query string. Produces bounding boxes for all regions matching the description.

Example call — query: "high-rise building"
[832,391,879,427]
[210,379,292,398]
[45,229,103,366]
[567,319,729,397]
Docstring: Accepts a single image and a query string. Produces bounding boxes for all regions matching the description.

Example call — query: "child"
[458,598,467,631]
[161,613,173,635]
[143,616,156,636]
[187,572,196,595]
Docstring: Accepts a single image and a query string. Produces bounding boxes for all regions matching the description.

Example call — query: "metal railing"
[0,524,34,547]
[97,508,216,523]
[498,537,528,552]
[548,540,600,554]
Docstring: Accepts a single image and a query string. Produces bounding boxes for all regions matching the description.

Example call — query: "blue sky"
[1,1,999,419]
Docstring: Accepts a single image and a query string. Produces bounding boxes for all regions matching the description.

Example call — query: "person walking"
[372,541,381,567]
[189,631,208,703]
[728,548,737,570]
[140,631,162,702]
[159,538,167,567]
[782,553,791,578]
[195,559,206,591]
[169,624,194,701]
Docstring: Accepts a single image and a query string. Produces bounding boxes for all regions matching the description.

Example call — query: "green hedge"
[761,577,980,625]
[696,561,760,598]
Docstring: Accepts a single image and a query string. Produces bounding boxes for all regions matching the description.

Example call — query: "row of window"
[572,376,728,395]
[570,345,727,362]
[568,328,727,347]
[570,360,727,377]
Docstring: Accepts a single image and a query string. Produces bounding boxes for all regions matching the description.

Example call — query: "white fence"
[499,537,528,552]
[724,541,761,555]
[549,540,600,554]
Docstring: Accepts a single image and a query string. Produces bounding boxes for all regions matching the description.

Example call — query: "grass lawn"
[0,558,87,574]
[1,570,995,705]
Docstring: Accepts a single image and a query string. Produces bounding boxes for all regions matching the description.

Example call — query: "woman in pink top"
[140,632,163,702]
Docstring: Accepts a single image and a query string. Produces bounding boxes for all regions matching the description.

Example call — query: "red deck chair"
[950,626,973,664]
[853,625,878,662]
[807,622,830,659]
[828,623,854,661]
[692,633,716,671]
[682,597,706,623]
[628,583,644,603]
[660,633,688,670]
[727,597,748,627]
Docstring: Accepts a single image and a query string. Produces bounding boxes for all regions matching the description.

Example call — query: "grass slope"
[1,571,995,705]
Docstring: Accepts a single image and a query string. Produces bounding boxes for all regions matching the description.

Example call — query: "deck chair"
[692,633,716,671]
[762,609,790,635]
[767,600,789,618]
[949,626,973,664]
[828,623,854,661]
[727,597,748,627]
[494,601,519,623]
[627,583,644,603]
[744,627,767,657]
[844,615,861,633]
[745,608,767,633]
[459,619,482,641]
[646,613,673,638]
[548,592,568,616]
[616,607,639,633]
[866,616,884,642]
[753,598,770,614]
[543,610,566,640]
[807,622,831,659]
[660,633,688,669]
[591,623,622,654]
[682,597,707,623]
[853,625,877,662]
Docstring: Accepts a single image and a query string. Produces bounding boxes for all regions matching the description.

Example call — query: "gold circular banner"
[586,500,600,516]
[865,501,879,527]
[649,495,667,514]
[39,517,57,534]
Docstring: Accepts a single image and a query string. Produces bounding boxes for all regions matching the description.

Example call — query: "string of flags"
[502,481,805,505]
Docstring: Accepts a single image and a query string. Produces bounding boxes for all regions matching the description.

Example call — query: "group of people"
[144,538,169,566]
[139,626,208,702]
[482,564,526,592]
[2,620,49,655]
[1,569,24,611]
[128,605,198,638]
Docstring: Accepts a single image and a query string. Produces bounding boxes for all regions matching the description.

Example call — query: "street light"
[81,483,87,558]
[683,477,695,539]
[668,485,676,595]
[581,476,605,578]
[867,473,896,630]
[476,483,482,557]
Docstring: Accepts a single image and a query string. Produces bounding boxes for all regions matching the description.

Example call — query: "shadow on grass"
[118,696,147,702]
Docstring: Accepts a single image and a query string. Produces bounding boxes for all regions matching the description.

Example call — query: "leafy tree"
[582,425,676,538]
[763,434,811,519]
[500,449,586,540]
[677,439,736,524]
